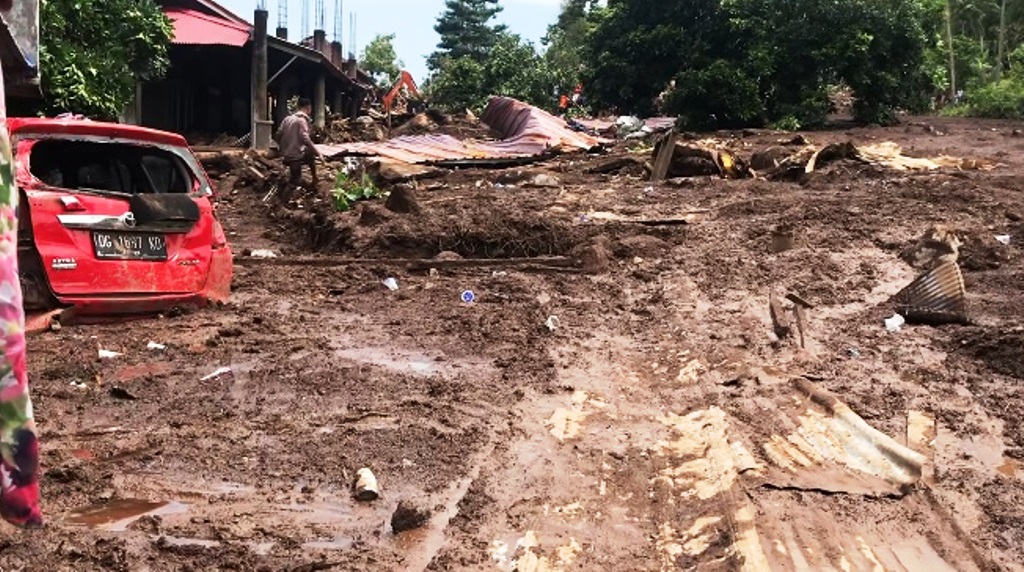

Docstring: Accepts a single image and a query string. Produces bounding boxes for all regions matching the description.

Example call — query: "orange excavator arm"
[382,70,421,115]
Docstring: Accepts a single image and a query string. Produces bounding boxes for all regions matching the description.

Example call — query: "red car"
[10,117,232,320]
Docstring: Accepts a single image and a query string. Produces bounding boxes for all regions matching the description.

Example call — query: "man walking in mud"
[277,98,323,195]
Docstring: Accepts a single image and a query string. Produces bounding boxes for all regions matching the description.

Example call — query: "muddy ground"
[2,116,1024,571]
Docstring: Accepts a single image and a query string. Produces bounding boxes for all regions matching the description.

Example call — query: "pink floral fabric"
[0,60,42,527]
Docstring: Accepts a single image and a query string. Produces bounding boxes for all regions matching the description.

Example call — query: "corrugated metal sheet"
[479,96,604,154]
[317,97,607,165]
[165,8,251,47]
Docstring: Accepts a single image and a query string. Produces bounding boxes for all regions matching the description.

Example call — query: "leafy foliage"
[542,0,597,97]
[39,0,173,119]
[583,0,936,127]
[360,34,403,86]
[332,171,384,212]
[428,0,507,71]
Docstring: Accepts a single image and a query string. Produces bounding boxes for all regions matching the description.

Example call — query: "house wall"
[140,44,251,137]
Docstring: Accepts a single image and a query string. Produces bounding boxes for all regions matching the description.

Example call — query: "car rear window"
[29,139,194,195]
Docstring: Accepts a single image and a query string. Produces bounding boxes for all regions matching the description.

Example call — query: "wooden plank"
[650,129,678,181]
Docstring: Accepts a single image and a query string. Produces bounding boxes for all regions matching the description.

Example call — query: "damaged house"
[0,0,40,101]
[130,0,369,147]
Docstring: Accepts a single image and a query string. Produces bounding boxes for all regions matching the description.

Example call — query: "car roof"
[7,117,189,147]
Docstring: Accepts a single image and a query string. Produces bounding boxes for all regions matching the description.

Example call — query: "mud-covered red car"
[10,117,232,319]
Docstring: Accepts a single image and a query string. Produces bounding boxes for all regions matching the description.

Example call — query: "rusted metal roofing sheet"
[479,96,604,153]
[317,97,606,165]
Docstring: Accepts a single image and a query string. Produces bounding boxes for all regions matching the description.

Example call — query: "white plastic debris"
[995,234,1011,245]
[885,313,906,332]
[249,249,278,259]
[147,341,167,351]
[353,468,380,501]
[545,316,561,332]
[201,366,232,381]
[98,349,122,359]
[492,271,508,277]
[383,277,399,291]
[69,381,87,390]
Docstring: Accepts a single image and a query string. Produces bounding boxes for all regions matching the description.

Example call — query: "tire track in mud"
[428,258,990,571]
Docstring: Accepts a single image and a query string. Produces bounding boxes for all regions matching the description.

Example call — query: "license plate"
[92,232,167,260]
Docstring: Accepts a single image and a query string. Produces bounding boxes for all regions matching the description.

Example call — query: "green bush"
[667,61,765,130]
[962,79,1024,119]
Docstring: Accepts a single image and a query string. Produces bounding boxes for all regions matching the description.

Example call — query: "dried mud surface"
[5,116,1024,570]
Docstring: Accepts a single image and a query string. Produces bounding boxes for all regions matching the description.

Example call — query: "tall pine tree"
[428,0,507,71]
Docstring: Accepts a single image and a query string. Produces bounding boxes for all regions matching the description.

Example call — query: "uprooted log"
[649,135,749,180]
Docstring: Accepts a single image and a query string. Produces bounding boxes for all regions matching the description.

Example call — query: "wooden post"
[252,8,269,149]
[650,129,678,181]
[314,74,326,129]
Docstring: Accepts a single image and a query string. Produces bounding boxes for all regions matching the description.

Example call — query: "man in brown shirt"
[276,98,323,188]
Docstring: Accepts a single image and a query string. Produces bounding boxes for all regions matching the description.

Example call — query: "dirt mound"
[955,327,1024,379]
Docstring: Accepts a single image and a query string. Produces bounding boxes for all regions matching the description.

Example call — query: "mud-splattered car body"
[10,117,232,319]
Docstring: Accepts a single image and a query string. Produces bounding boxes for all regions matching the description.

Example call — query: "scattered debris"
[460,290,476,303]
[545,316,560,332]
[770,224,796,253]
[526,173,560,188]
[147,342,167,351]
[383,277,399,291]
[902,225,962,270]
[98,349,122,360]
[885,313,906,332]
[200,366,232,381]
[785,292,815,309]
[769,292,792,340]
[995,234,1012,245]
[390,501,431,534]
[248,249,278,259]
[353,468,379,501]
[892,261,969,325]
[318,96,605,166]
[109,387,138,401]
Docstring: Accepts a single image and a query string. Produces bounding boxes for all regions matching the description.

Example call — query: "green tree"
[542,0,597,97]
[427,32,556,112]
[428,0,507,70]
[584,0,935,127]
[360,34,403,85]
[39,0,173,119]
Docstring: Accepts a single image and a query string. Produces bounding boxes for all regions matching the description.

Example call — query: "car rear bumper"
[52,292,214,315]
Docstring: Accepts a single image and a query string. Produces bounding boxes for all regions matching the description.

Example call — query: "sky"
[218,0,564,83]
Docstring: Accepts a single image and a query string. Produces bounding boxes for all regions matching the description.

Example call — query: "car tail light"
[59,196,85,211]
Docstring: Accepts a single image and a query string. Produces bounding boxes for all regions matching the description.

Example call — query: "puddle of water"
[302,536,354,551]
[155,535,221,548]
[228,361,258,402]
[998,458,1021,477]
[334,346,442,378]
[68,499,189,531]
